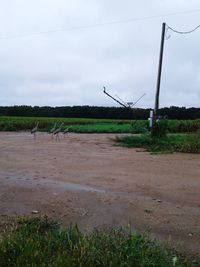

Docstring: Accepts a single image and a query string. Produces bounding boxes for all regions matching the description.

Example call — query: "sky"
[0,0,200,108]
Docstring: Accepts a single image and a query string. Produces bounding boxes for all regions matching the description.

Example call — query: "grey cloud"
[0,1,200,107]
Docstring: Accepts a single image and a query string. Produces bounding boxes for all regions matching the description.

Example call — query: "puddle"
[53,181,105,193]
[0,171,105,194]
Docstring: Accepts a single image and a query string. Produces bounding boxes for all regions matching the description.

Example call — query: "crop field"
[0,116,124,131]
[0,116,200,133]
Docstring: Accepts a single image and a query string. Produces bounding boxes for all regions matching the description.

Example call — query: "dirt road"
[0,132,200,258]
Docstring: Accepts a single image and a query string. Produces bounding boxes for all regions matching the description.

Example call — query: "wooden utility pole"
[154,22,166,121]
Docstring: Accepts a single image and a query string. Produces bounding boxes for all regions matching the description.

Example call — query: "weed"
[0,217,196,266]
[116,133,200,154]
[151,119,168,138]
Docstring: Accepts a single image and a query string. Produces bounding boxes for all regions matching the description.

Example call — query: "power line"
[167,24,200,34]
[1,8,200,40]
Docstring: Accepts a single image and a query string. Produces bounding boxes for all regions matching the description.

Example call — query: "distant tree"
[0,105,199,120]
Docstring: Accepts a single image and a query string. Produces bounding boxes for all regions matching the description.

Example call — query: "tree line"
[0,105,199,120]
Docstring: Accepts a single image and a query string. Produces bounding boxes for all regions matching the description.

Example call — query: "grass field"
[0,116,133,133]
[70,120,147,133]
[0,217,197,267]
[0,116,200,133]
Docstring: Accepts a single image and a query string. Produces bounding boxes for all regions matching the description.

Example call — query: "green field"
[0,217,197,267]
[0,116,200,133]
[0,116,132,132]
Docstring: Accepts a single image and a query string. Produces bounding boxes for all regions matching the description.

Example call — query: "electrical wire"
[0,8,200,40]
[167,24,200,34]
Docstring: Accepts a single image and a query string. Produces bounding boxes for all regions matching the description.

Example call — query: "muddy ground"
[0,132,200,258]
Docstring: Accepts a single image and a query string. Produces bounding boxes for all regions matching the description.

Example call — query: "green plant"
[70,123,132,133]
[176,133,200,153]
[0,116,200,134]
[131,120,148,134]
[0,217,196,267]
[116,133,200,154]
[151,119,168,138]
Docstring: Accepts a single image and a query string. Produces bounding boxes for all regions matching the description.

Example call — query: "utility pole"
[153,22,166,122]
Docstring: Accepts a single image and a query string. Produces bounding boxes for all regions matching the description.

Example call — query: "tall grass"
[167,119,200,133]
[116,133,200,153]
[0,217,196,267]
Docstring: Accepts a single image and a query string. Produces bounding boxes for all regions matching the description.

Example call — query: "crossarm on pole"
[103,87,129,108]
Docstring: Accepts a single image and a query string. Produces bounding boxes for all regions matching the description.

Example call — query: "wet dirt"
[0,132,200,258]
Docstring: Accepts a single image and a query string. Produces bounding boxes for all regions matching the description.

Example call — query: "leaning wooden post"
[153,22,166,127]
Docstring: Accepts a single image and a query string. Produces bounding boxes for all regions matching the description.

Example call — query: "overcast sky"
[0,1,200,108]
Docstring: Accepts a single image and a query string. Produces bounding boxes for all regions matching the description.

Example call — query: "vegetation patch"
[69,121,147,134]
[116,133,200,153]
[0,116,131,132]
[0,217,196,267]
[0,116,200,134]
[167,119,200,133]
[69,123,131,133]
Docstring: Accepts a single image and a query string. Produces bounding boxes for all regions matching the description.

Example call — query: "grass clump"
[0,216,195,267]
[116,133,200,153]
